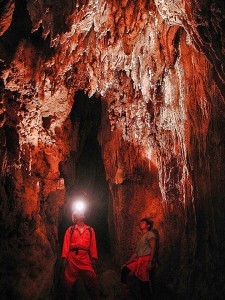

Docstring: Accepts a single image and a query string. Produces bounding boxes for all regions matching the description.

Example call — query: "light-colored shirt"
[135,230,156,257]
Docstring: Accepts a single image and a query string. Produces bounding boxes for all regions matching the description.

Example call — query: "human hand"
[123,259,133,267]
[91,258,97,269]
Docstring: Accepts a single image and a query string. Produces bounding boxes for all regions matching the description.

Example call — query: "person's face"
[139,220,149,230]
[73,212,85,223]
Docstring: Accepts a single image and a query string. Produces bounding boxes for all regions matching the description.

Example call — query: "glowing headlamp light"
[71,199,86,214]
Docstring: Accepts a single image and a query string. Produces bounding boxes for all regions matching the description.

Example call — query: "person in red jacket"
[62,210,99,300]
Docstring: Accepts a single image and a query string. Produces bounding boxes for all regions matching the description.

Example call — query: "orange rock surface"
[0,0,224,299]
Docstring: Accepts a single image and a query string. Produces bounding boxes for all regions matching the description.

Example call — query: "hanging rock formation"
[0,0,224,299]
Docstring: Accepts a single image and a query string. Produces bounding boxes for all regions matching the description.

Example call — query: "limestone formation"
[0,0,224,299]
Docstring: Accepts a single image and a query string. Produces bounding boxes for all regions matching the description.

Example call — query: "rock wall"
[0,0,224,299]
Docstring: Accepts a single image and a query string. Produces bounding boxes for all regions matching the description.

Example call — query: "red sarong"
[62,225,98,299]
[126,255,151,281]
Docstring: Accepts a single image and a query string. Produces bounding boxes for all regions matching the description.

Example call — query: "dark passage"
[56,91,112,299]
[59,90,110,255]
[70,91,110,254]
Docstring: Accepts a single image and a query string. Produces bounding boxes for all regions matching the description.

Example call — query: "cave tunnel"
[58,91,110,255]
[1,1,225,300]
[56,91,111,300]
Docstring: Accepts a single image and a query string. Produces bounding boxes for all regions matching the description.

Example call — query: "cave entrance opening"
[60,90,111,256]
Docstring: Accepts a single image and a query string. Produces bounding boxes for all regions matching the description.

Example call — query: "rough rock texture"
[0,0,225,299]
[0,0,15,36]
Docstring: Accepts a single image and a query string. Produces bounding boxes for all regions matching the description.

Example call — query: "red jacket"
[62,224,98,260]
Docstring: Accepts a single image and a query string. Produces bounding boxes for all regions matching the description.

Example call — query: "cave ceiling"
[0,0,225,299]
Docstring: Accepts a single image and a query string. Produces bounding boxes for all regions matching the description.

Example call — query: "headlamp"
[71,199,86,214]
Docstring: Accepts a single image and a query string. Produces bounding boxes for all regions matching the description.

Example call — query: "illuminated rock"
[0,0,224,299]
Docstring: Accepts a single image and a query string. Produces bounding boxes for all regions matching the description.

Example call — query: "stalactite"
[0,0,225,299]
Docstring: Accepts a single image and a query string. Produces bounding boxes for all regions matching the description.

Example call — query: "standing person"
[62,210,99,300]
[121,217,158,300]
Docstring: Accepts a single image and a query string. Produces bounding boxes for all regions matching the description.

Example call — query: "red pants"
[64,251,99,300]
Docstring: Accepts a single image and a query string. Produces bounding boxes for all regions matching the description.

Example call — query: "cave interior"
[0,0,225,299]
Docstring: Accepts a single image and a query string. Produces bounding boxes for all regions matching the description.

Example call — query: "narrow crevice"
[0,0,32,59]
[56,91,111,299]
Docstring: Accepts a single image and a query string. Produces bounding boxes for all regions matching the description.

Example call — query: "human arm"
[61,227,71,259]
[89,228,98,260]
[124,252,137,266]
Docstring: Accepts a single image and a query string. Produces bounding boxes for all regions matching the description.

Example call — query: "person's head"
[72,212,85,224]
[71,199,87,224]
[140,217,153,231]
